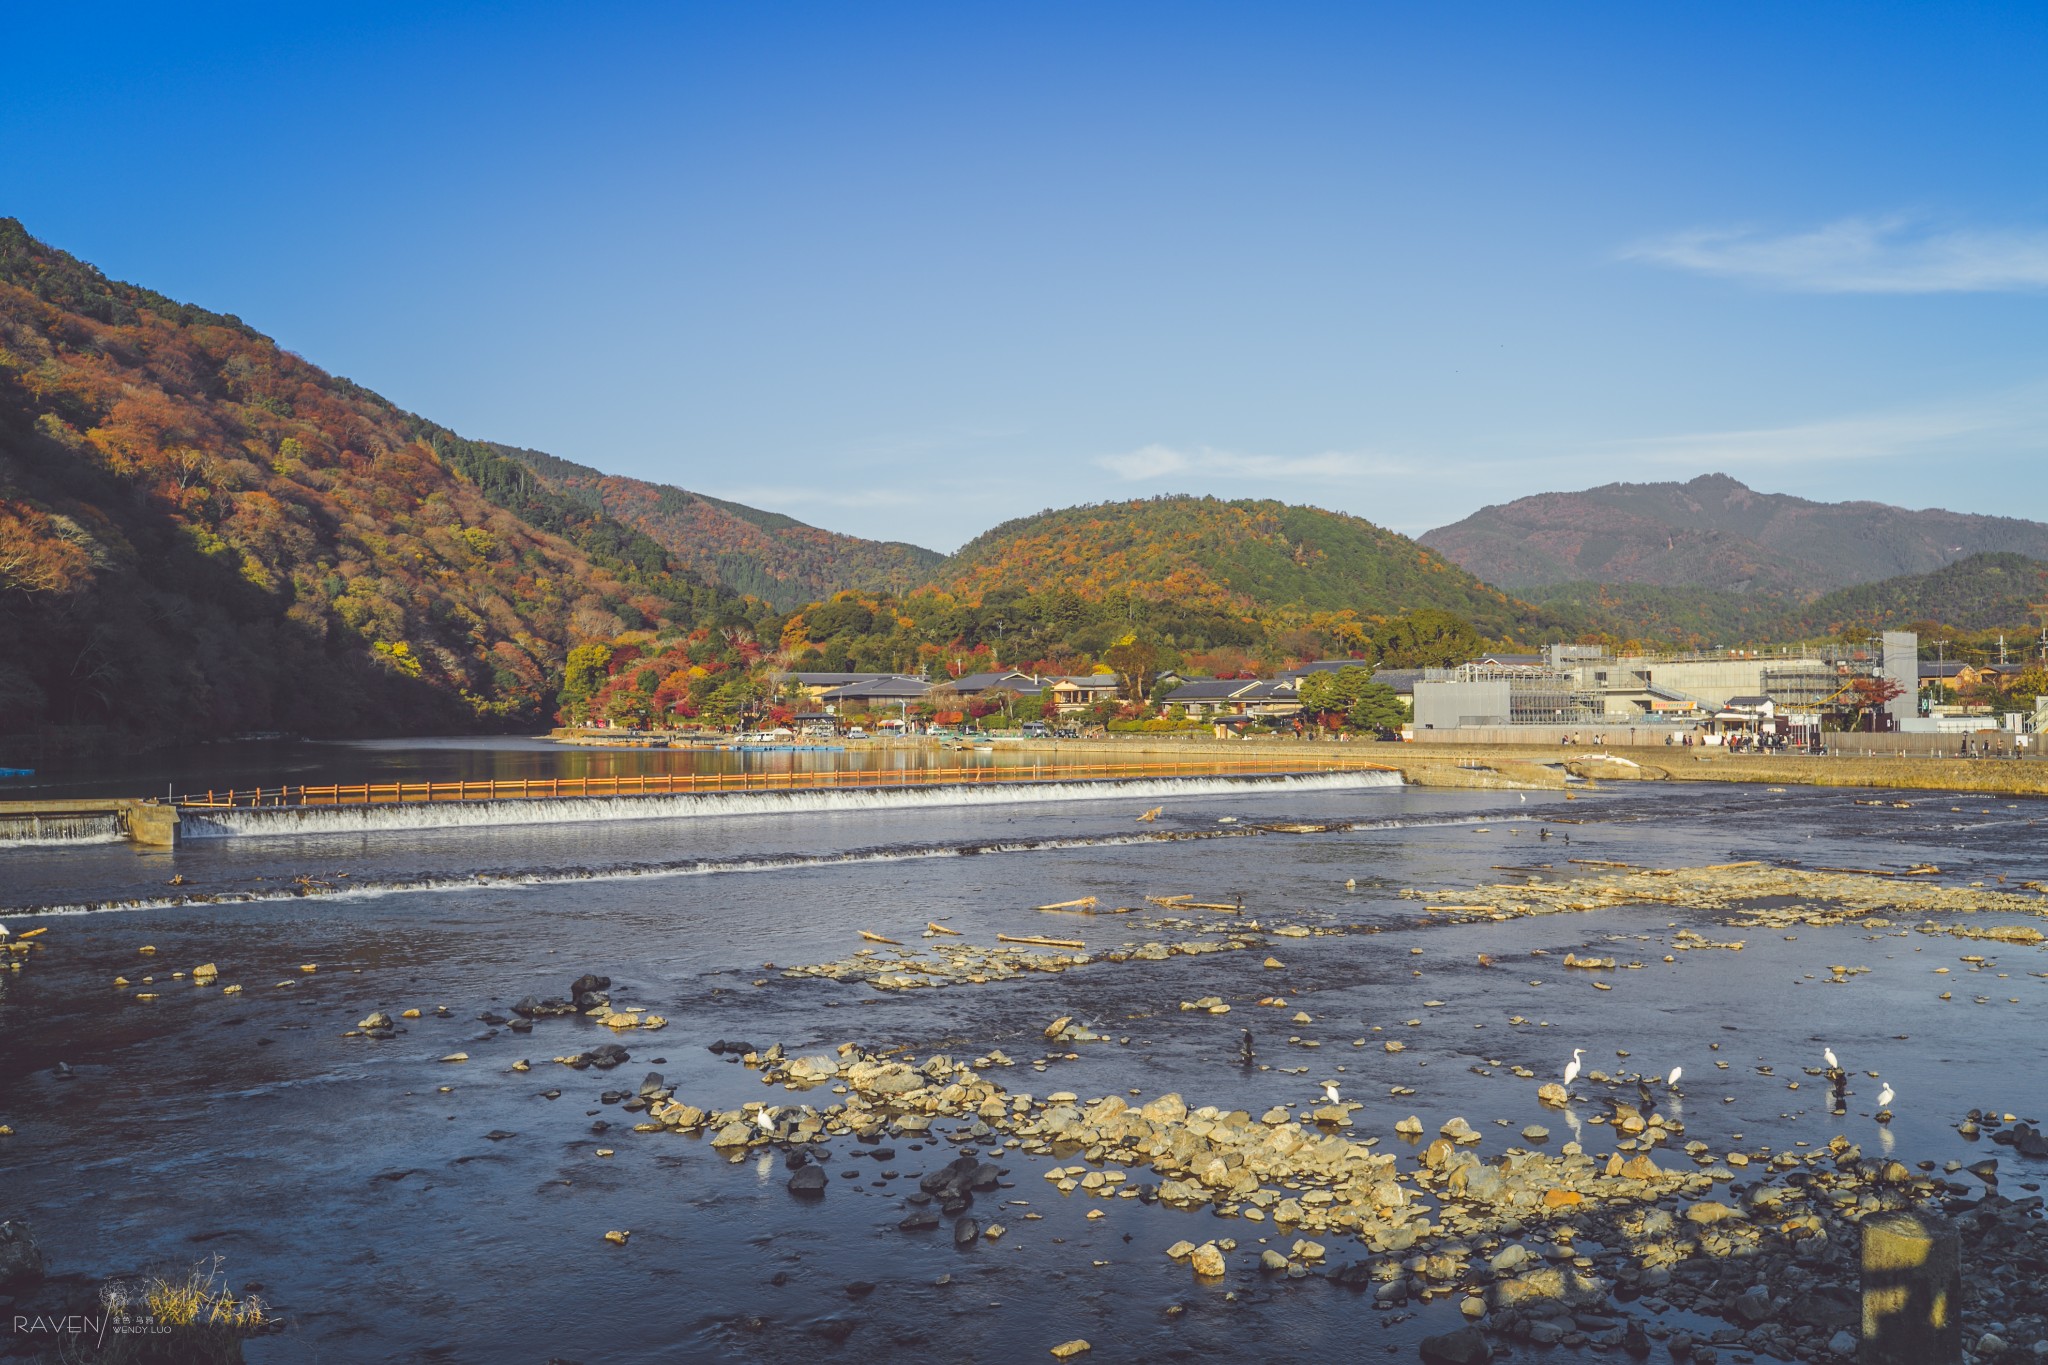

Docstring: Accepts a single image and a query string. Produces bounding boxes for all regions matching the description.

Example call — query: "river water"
[2,742,2046,1362]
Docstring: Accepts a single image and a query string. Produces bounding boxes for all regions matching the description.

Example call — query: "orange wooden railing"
[173,757,1397,809]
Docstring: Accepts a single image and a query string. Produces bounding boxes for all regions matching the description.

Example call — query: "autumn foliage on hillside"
[505,446,942,609]
[0,218,761,745]
[939,497,1534,640]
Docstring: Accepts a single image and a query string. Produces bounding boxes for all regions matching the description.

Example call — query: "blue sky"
[5,2,2045,550]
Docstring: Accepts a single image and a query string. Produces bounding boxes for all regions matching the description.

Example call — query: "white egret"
[1877,1083,1895,1109]
[755,1106,777,1133]
[1666,1066,1683,1089]
[1823,1047,1839,1070]
[1563,1048,1584,1088]
[1322,1082,1342,1104]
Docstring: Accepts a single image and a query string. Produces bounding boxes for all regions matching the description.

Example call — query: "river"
[2,740,2045,1362]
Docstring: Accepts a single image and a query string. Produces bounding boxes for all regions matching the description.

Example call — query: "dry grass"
[59,1258,267,1364]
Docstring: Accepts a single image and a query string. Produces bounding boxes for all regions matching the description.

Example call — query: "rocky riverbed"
[3,777,2046,1361]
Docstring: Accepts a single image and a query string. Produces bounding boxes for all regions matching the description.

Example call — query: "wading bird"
[755,1106,777,1134]
[1563,1048,1584,1089]
[1824,1047,1840,1070]
[1878,1082,1895,1109]
[1667,1066,1683,1090]
[1322,1082,1341,1104]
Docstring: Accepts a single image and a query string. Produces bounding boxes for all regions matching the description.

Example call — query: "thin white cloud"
[1097,443,1408,482]
[1599,380,2048,470]
[1624,215,2048,293]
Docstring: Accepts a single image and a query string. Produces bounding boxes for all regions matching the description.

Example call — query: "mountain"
[1778,552,2048,637]
[935,496,1534,637]
[1420,473,2048,595]
[499,446,942,609]
[0,218,764,747]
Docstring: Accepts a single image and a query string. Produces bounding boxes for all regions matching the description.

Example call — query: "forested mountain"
[938,497,1535,637]
[499,447,942,609]
[0,218,766,747]
[1777,552,2048,637]
[1422,473,2048,595]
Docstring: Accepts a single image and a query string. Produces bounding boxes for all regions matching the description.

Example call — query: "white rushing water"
[178,771,1404,840]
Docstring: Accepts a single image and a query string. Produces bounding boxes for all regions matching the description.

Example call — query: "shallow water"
[2,770,2046,1362]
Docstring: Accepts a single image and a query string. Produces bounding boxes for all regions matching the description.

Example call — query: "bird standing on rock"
[1824,1047,1840,1070]
[1322,1082,1341,1104]
[1239,1029,1256,1066]
[1876,1082,1895,1121]
[1666,1066,1682,1092]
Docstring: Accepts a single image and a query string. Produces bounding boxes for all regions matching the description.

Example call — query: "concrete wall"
[1619,659,1770,709]
[1412,679,1511,732]
[1403,723,1689,746]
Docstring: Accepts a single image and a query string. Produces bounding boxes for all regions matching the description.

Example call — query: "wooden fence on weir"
[174,757,1400,810]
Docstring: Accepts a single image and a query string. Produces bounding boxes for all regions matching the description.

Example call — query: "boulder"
[1419,1326,1492,1365]
[1188,1243,1226,1277]
[787,1166,828,1197]
[357,1011,393,1030]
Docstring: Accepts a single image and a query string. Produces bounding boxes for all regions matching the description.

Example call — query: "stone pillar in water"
[1860,1211,1960,1364]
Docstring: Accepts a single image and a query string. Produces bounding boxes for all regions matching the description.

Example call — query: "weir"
[4,758,1405,846]
[0,798,181,847]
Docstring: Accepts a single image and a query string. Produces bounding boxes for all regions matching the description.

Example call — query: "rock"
[1538,1082,1569,1106]
[1732,1285,1774,1324]
[1260,1249,1289,1272]
[1049,1341,1091,1360]
[710,1121,753,1148]
[1440,1116,1480,1144]
[1495,1267,1567,1307]
[788,1166,828,1197]
[1189,1243,1226,1277]
[1685,1200,1739,1224]
[583,1043,631,1069]
[0,1220,45,1288]
[899,1209,941,1231]
[1489,1244,1530,1273]
[1522,1125,1550,1142]
[1419,1325,1492,1364]
[1141,1094,1188,1124]
[953,1217,979,1246]
[637,1071,665,1098]
[1165,1240,1197,1260]
[1828,1330,1858,1357]
[358,1011,393,1030]
[1395,1115,1425,1136]
[569,972,611,999]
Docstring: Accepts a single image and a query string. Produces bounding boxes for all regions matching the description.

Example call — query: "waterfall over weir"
[181,771,1405,840]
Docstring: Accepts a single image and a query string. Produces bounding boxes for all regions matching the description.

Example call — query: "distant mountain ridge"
[1420,473,2048,595]
[500,446,943,609]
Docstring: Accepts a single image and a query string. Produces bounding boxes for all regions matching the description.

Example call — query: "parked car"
[1021,721,1050,738]
[845,726,868,739]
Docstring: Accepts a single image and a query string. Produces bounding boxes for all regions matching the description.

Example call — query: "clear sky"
[5,2,2045,550]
